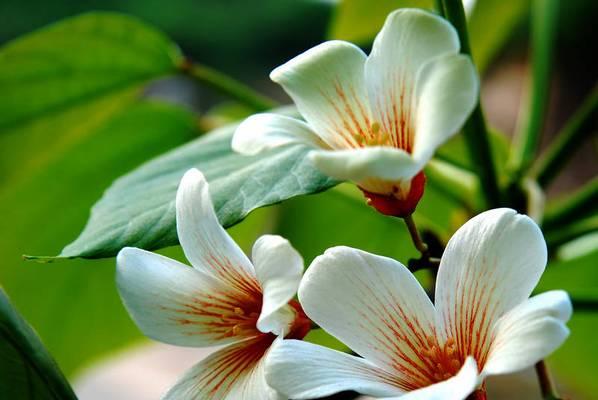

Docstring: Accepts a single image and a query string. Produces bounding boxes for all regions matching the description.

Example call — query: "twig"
[535,360,562,399]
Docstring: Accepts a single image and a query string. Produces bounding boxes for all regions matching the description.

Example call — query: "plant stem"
[403,215,429,256]
[434,0,446,17]
[542,177,598,230]
[535,360,561,399]
[179,58,277,112]
[441,0,501,208]
[509,0,559,178]
[533,88,598,187]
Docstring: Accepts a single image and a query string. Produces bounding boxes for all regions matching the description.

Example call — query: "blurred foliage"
[0,0,596,398]
[0,288,76,399]
[327,0,530,74]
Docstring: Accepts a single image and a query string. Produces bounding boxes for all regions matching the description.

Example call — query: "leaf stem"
[535,360,561,399]
[509,0,559,178]
[532,88,598,187]
[441,0,502,208]
[542,177,598,230]
[179,58,277,112]
[403,215,429,257]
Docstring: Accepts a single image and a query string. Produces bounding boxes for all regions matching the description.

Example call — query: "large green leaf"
[0,287,76,400]
[0,102,199,374]
[59,121,337,259]
[0,11,182,187]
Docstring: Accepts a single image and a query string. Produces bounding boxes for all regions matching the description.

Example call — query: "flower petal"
[116,247,258,346]
[389,357,480,400]
[271,40,372,149]
[309,146,418,182]
[163,335,282,400]
[265,339,405,398]
[176,169,258,286]
[482,291,572,376]
[365,9,460,154]
[411,53,478,165]
[232,113,327,156]
[299,246,437,390]
[251,235,304,335]
[435,208,548,365]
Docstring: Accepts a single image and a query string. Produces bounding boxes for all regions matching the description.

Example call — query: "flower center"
[420,336,463,383]
[352,122,393,147]
[225,305,262,337]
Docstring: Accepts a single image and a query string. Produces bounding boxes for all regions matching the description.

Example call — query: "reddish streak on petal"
[285,300,312,340]
[360,171,426,217]
[198,333,276,398]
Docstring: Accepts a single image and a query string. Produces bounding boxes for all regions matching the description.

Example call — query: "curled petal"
[252,235,304,335]
[265,339,404,399]
[232,113,327,155]
[482,291,572,376]
[412,53,478,164]
[388,357,480,400]
[176,169,260,294]
[309,146,419,183]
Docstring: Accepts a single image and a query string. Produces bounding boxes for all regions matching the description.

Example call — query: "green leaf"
[59,121,337,259]
[0,287,77,400]
[0,102,199,374]
[0,11,182,187]
[327,0,434,43]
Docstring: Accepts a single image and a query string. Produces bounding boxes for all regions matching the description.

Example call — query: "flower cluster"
[115,8,572,400]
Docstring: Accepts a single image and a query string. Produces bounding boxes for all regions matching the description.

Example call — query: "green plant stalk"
[533,89,598,187]
[535,360,561,400]
[434,0,447,17]
[543,177,598,230]
[509,0,559,178]
[180,59,277,112]
[441,0,501,208]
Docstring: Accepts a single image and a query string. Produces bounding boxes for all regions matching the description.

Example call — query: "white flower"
[116,169,310,400]
[266,208,572,400]
[233,8,478,217]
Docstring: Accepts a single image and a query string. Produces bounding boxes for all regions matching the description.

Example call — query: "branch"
[180,58,277,112]
[535,360,562,400]
[441,0,502,208]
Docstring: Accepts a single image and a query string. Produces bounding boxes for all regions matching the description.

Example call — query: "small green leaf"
[0,287,77,400]
[327,0,434,44]
[59,121,337,259]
